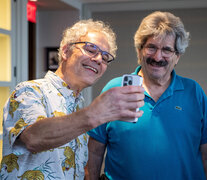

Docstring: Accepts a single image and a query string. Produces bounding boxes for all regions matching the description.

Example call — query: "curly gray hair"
[134,11,190,63]
[58,19,117,62]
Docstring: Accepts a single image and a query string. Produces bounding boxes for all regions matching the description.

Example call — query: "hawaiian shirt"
[0,71,88,180]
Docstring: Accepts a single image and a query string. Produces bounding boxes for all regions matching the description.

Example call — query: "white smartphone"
[122,74,143,123]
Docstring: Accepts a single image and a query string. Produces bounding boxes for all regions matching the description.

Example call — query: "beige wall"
[36,10,80,79]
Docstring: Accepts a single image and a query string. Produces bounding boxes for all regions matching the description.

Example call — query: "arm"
[20,85,145,153]
[85,137,106,180]
[201,143,207,179]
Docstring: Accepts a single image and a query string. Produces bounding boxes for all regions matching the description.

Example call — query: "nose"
[91,52,102,65]
[153,48,163,61]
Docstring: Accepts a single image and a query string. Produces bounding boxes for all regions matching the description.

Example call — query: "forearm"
[201,144,207,179]
[20,108,94,153]
[86,137,106,180]
[87,153,104,179]
[202,155,207,179]
[19,85,145,153]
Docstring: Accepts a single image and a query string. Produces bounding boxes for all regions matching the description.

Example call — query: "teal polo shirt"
[88,66,207,180]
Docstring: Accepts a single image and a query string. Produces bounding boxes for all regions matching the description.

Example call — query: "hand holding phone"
[122,74,143,123]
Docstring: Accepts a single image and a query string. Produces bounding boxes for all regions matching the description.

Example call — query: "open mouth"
[83,64,98,74]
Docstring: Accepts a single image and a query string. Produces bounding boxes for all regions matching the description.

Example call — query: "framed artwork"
[46,47,59,71]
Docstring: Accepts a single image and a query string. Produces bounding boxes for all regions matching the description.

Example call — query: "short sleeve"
[3,82,47,154]
[87,123,108,144]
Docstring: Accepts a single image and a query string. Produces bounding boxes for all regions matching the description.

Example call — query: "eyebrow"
[146,43,174,50]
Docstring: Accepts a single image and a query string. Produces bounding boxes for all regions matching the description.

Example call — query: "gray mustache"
[146,57,168,67]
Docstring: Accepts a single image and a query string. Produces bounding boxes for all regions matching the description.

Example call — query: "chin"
[83,79,98,88]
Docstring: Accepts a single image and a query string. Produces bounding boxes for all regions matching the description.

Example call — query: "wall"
[91,8,207,99]
[36,10,80,78]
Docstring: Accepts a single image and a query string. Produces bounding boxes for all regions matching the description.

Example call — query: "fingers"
[109,86,145,103]
[104,86,145,108]
[121,92,145,102]
[119,110,144,122]
[103,87,145,120]
[88,86,145,125]
[118,85,145,94]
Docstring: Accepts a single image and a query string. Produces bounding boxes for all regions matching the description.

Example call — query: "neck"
[55,65,82,93]
[138,70,171,102]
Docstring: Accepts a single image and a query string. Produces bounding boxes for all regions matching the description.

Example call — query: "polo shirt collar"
[133,66,184,100]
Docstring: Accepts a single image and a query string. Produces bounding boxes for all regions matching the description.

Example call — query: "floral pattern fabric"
[0,71,88,180]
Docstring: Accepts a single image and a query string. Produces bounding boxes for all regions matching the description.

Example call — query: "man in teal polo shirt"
[86,11,207,180]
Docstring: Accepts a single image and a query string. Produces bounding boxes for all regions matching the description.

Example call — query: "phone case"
[122,74,143,123]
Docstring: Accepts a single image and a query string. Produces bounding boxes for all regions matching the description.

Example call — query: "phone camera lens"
[129,80,132,85]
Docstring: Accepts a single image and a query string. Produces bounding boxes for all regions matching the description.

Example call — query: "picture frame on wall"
[46,47,59,71]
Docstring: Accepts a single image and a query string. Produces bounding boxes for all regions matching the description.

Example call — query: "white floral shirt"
[0,71,88,180]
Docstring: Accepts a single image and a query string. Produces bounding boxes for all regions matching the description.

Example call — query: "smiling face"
[59,31,110,91]
[139,35,180,84]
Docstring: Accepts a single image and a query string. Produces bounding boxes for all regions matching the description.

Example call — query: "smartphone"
[122,74,143,123]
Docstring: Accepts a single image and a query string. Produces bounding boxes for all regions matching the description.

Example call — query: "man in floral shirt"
[0,19,145,179]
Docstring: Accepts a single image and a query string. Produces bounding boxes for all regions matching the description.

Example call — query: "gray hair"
[58,19,117,62]
[134,11,190,62]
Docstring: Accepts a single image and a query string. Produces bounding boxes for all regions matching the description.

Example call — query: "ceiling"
[35,0,76,11]
[32,0,207,11]
[33,0,146,11]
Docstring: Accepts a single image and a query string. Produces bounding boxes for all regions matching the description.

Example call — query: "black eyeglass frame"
[70,41,115,64]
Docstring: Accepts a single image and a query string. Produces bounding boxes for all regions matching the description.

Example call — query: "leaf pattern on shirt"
[9,118,28,144]
[83,134,88,143]
[76,137,82,148]
[18,170,44,180]
[2,71,88,179]
[32,85,41,94]
[51,111,66,117]
[62,82,68,87]
[60,146,75,172]
[8,91,21,118]
[36,115,47,121]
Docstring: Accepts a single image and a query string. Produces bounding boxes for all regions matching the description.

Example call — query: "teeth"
[84,65,98,73]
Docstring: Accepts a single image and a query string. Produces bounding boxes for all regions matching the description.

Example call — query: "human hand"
[86,85,145,127]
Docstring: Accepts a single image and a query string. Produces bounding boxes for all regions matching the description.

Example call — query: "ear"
[137,48,143,64]
[138,48,142,57]
[62,44,70,61]
[175,54,181,65]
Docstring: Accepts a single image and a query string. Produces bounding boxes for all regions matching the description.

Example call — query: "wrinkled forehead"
[145,33,176,46]
[80,31,110,51]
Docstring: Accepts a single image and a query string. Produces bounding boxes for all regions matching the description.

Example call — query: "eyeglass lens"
[144,45,175,57]
[83,42,112,62]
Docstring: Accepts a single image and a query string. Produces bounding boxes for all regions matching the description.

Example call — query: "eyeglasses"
[70,41,114,64]
[143,44,177,58]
